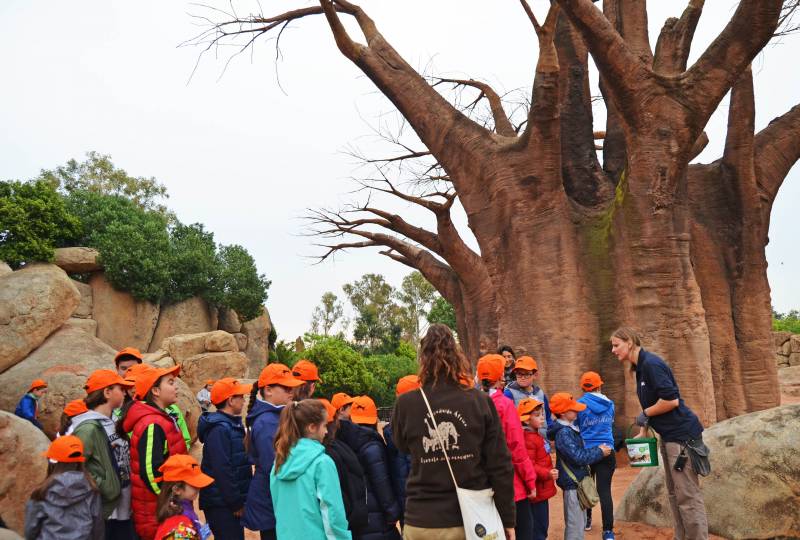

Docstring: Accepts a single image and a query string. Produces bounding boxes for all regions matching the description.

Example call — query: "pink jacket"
[491,390,537,501]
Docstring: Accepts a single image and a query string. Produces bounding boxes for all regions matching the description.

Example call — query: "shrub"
[363,353,419,407]
[166,223,219,303]
[298,337,374,399]
[210,244,271,321]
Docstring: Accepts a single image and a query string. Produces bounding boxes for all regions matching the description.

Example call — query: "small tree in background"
[311,291,345,336]
[427,296,457,332]
[773,310,800,334]
[396,271,437,346]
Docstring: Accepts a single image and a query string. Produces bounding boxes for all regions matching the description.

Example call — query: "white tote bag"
[419,388,506,540]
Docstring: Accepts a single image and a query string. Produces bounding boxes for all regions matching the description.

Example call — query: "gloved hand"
[635,411,649,427]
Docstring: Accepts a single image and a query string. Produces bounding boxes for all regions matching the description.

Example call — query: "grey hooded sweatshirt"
[24,470,103,540]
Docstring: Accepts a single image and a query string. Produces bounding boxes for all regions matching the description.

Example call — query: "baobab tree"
[190,0,800,425]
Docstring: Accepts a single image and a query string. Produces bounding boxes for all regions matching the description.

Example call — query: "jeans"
[515,499,534,539]
[586,451,615,531]
[531,500,549,540]
[661,441,708,540]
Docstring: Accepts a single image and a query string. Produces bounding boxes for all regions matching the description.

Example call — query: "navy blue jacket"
[635,349,703,443]
[336,420,401,540]
[242,399,283,531]
[197,411,252,512]
[381,423,410,523]
[326,437,369,532]
[15,394,44,430]
[547,421,604,490]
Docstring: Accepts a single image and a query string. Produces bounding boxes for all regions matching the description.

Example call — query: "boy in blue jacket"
[577,372,616,539]
[15,379,48,431]
[547,392,611,540]
[199,378,254,540]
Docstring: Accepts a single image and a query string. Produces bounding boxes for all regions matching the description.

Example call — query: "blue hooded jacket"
[15,393,44,430]
[197,410,252,512]
[576,392,615,449]
[242,398,284,531]
[547,421,604,490]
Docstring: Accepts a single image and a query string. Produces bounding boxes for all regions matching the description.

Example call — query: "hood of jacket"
[69,410,115,436]
[336,419,381,452]
[44,470,95,508]
[274,437,327,481]
[121,400,168,433]
[546,419,569,441]
[579,392,613,415]
[245,397,283,427]
[197,410,243,443]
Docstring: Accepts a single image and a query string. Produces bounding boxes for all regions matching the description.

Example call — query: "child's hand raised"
[549,468,559,480]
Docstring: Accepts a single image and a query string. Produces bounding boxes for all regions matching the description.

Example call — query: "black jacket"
[197,411,253,511]
[382,423,411,524]
[336,420,401,540]
[326,437,369,532]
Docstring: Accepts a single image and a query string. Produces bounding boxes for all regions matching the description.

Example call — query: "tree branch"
[522,2,562,142]
[754,101,800,203]
[432,78,516,137]
[723,66,755,170]
[653,0,704,75]
[606,0,654,63]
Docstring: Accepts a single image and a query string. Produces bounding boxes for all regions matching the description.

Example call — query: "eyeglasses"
[515,371,536,378]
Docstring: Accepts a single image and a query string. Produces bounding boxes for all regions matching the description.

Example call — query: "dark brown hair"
[30,462,97,501]
[115,394,134,441]
[418,324,471,387]
[58,412,73,436]
[84,388,109,410]
[156,481,185,523]
[273,400,326,473]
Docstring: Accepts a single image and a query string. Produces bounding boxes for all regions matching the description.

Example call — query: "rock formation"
[90,272,160,352]
[241,309,271,377]
[773,331,800,368]
[53,247,101,273]
[148,297,217,353]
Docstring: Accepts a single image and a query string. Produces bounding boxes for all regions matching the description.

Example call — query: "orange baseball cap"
[331,392,355,410]
[205,379,215,386]
[476,354,505,383]
[513,356,538,373]
[317,398,336,423]
[395,375,421,396]
[210,378,253,405]
[43,435,85,463]
[157,454,214,488]
[114,347,143,366]
[64,399,89,417]
[258,363,304,389]
[292,360,321,382]
[350,396,379,425]
[135,365,180,400]
[549,392,587,415]
[517,397,544,421]
[85,369,134,394]
[580,371,604,391]
[28,379,48,392]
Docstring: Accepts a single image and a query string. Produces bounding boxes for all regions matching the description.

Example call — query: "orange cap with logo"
[549,392,587,415]
[157,454,214,488]
[210,378,253,405]
[43,435,85,463]
[513,356,538,372]
[124,363,152,386]
[580,371,604,391]
[292,360,321,382]
[85,369,134,394]
[114,347,143,366]
[476,354,505,383]
[395,375,421,396]
[28,379,48,392]
[64,399,89,417]
[517,397,544,422]
[350,396,379,425]
[135,365,180,400]
[258,363,304,389]
[331,392,355,410]
[317,398,336,423]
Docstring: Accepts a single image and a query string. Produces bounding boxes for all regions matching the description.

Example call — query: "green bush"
[166,223,219,304]
[363,353,419,407]
[427,296,457,330]
[298,337,374,399]
[0,180,80,268]
[773,310,800,334]
[211,244,271,321]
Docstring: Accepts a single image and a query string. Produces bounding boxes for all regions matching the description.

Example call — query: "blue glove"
[635,411,649,427]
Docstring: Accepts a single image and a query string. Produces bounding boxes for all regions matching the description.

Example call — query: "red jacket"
[523,427,557,502]
[123,401,188,540]
[491,390,537,502]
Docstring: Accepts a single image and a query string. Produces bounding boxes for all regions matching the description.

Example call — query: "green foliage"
[396,271,437,345]
[344,273,405,352]
[166,223,218,303]
[212,244,271,321]
[311,292,345,336]
[0,180,81,268]
[299,336,374,398]
[363,353,418,407]
[773,309,800,334]
[395,340,417,362]
[270,339,301,365]
[427,295,457,330]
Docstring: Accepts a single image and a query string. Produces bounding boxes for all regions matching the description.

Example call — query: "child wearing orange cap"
[25,435,103,540]
[331,392,355,421]
[121,365,188,540]
[59,399,89,436]
[504,356,554,451]
[291,359,321,400]
[15,379,48,431]
[547,392,612,540]
[153,454,214,540]
[576,371,616,539]
[518,398,558,540]
[197,378,253,540]
[69,370,137,538]
[383,374,419,526]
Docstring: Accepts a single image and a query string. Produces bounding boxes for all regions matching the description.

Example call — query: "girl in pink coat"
[477,354,537,540]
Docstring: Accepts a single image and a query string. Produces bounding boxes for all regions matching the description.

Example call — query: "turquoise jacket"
[270,437,352,540]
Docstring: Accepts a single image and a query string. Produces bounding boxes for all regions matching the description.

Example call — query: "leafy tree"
[270,339,300,365]
[773,309,800,334]
[396,271,437,346]
[343,273,405,351]
[363,353,419,407]
[427,295,457,331]
[310,291,345,336]
[298,336,374,398]
[38,151,169,214]
[211,244,271,321]
[0,180,81,268]
[166,222,218,303]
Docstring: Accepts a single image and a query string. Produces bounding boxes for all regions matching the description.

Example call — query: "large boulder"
[0,264,80,373]
[0,326,115,437]
[90,272,159,351]
[616,404,800,539]
[61,317,98,337]
[148,298,217,353]
[53,247,101,273]
[70,278,93,319]
[179,351,249,393]
[218,308,242,334]
[0,411,50,535]
[160,331,237,363]
[241,308,271,378]
[779,365,800,398]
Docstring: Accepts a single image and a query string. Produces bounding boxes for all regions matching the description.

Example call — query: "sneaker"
[602,530,615,540]
[584,512,592,531]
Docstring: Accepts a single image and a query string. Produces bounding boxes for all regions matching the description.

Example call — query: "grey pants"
[661,441,709,540]
[563,488,586,540]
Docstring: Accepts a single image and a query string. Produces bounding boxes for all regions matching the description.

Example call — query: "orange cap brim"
[351,414,378,425]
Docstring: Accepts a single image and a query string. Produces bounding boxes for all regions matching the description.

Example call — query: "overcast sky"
[2,1,798,341]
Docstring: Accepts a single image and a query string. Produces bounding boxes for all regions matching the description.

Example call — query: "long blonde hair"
[273,400,326,473]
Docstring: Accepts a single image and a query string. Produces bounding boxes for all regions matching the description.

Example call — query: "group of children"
[15,344,617,540]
